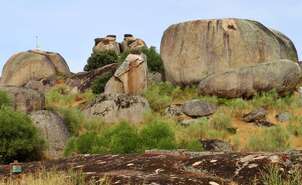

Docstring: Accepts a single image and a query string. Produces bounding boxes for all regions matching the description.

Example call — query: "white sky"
[0,0,301,72]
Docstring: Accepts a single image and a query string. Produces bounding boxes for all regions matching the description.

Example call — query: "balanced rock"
[93,35,120,54]
[0,86,45,113]
[105,53,148,95]
[182,100,217,117]
[198,60,301,98]
[161,18,298,85]
[121,34,147,52]
[83,93,150,124]
[1,50,71,87]
[30,110,69,159]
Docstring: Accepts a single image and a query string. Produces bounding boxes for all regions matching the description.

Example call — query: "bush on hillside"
[64,122,141,156]
[84,51,118,71]
[0,91,10,107]
[91,72,113,94]
[140,121,176,150]
[246,126,290,152]
[0,107,44,163]
[140,46,164,73]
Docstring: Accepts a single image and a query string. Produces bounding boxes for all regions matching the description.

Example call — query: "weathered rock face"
[3,151,302,185]
[24,79,53,92]
[105,54,148,95]
[1,50,71,87]
[0,86,45,113]
[121,34,147,52]
[198,60,302,98]
[161,18,298,85]
[93,35,120,54]
[30,110,69,159]
[182,100,217,117]
[83,94,150,124]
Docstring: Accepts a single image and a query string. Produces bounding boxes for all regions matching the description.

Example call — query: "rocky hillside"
[0,18,301,184]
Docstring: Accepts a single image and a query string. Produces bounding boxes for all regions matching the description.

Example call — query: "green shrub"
[104,122,141,154]
[0,91,10,107]
[209,112,233,131]
[178,139,203,151]
[58,108,83,136]
[140,121,176,150]
[140,46,163,73]
[84,51,118,71]
[0,107,44,163]
[91,72,113,94]
[65,122,141,156]
[143,82,174,112]
[246,126,290,152]
[259,165,302,185]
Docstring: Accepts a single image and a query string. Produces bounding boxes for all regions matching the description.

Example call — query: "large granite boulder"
[198,60,302,98]
[1,50,71,87]
[0,86,45,113]
[30,110,69,159]
[83,93,150,124]
[105,54,148,95]
[160,18,298,85]
[93,35,120,55]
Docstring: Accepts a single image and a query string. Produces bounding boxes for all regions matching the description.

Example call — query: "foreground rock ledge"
[1,151,302,185]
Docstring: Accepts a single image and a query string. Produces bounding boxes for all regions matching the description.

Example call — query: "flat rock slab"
[1,151,302,185]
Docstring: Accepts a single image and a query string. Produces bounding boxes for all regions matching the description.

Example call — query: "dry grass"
[0,170,103,185]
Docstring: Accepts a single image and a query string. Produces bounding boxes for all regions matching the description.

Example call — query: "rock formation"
[83,93,150,124]
[30,110,69,159]
[121,34,147,52]
[105,53,148,95]
[93,35,121,55]
[182,99,217,117]
[0,86,45,113]
[2,151,302,185]
[198,60,301,98]
[161,18,298,85]
[93,34,147,55]
[1,50,71,87]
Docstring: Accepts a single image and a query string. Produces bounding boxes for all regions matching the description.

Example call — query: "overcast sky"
[0,0,301,73]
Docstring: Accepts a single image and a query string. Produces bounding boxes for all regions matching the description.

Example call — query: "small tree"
[91,72,113,94]
[0,90,11,107]
[141,46,164,73]
[84,51,118,71]
[140,121,176,150]
[0,107,44,163]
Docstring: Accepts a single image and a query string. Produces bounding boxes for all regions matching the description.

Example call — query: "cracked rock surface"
[1,151,302,185]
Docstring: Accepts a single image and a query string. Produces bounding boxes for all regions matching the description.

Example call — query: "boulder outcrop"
[0,86,45,113]
[1,50,71,87]
[83,93,150,123]
[30,110,69,159]
[93,35,120,54]
[198,60,301,98]
[105,53,148,95]
[2,151,302,185]
[182,100,217,117]
[161,18,298,85]
[121,34,147,52]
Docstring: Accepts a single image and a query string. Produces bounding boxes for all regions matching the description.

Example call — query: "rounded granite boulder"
[160,18,298,85]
